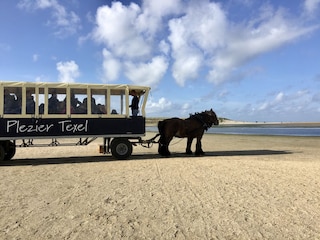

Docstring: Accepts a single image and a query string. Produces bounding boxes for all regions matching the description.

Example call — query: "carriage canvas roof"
[0,81,150,94]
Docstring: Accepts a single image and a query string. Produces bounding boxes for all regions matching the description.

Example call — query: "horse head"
[205,109,219,126]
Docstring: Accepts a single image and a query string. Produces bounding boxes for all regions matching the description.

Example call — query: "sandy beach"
[1,133,320,239]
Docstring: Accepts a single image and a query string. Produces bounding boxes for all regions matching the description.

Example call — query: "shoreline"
[219,121,320,128]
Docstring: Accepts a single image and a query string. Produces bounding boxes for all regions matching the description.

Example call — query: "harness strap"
[193,114,211,131]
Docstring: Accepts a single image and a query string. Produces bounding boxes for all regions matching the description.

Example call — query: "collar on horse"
[190,113,213,131]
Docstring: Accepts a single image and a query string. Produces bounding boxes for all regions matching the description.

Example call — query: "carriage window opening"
[92,89,107,114]
[70,88,87,114]
[4,87,21,114]
[110,89,125,115]
[48,88,66,114]
[26,87,35,114]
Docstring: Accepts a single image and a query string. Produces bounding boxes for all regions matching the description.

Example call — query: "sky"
[1,0,320,122]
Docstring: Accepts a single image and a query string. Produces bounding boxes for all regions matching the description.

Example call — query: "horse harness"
[188,113,213,132]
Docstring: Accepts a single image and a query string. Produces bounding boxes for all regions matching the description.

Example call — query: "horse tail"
[158,119,181,156]
[157,120,167,155]
[158,120,167,144]
[158,120,165,136]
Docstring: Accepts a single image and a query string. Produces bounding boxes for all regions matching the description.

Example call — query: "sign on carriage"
[5,119,89,134]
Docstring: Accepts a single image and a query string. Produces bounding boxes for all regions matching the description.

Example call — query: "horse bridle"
[192,113,213,131]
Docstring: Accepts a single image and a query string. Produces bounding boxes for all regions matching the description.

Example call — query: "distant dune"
[146,118,320,127]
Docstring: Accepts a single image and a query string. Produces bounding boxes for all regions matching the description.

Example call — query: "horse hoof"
[195,151,205,156]
[159,152,167,156]
[159,150,171,156]
[186,151,193,155]
[159,153,169,157]
[160,154,171,157]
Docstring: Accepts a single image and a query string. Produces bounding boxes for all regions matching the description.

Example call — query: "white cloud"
[93,2,151,59]
[166,1,320,85]
[208,7,319,84]
[275,92,284,102]
[146,96,205,117]
[142,0,182,18]
[101,48,121,82]
[168,1,227,86]
[304,0,320,14]
[56,60,80,83]
[146,97,172,115]
[138,0,183,36]
[17,0,81,37]
[90,0,319,88]
[91,1,181,86]
[257,90,314,116]
[17,0,48,9]
[124,56,169,86]
[171,52,203,86]
[313,92,320,102]
[222,88,320,121]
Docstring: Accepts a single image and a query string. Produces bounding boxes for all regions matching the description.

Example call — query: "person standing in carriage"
[129,90,139,116]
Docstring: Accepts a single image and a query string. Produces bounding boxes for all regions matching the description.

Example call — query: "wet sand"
[1,133,320,239]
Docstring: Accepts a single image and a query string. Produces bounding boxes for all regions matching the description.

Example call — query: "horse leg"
[158,135,172,156]
[195,136,205,156]
[158,136,167,156]
[186,137,193,154]
[164,136,173,156]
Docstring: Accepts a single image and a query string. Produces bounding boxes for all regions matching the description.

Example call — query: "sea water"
[146,126,320,137]
[208,126,320,137]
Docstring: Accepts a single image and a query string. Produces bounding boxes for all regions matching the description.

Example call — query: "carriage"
[1,81,219,161]
[0,81,154,160]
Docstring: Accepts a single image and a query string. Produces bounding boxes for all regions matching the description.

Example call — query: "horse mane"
[188,110,209,119]
[188,111,213,131]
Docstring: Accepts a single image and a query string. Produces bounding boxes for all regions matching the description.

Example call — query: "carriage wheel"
[0,145,5,161]
[110,138,133,160]
[4,141,16,160]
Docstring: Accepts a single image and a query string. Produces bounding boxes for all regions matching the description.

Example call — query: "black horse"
[158,109,219,156]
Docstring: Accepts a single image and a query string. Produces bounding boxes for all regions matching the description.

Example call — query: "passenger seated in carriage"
[48,91,60,114]
[79,97,105,114]
[70,92,81,113]
[4,89,20,114]
[26,90,35,114]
